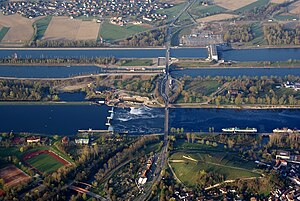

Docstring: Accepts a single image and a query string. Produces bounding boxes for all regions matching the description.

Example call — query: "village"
[0,0,171,23]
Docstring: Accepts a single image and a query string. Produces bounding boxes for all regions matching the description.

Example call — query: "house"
[61,136,69,144]
[27,136,41,143]
[75,138,89,145]
[276,150,291,160]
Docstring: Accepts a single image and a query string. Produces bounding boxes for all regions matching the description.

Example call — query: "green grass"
[274,13,298,21]
[25,153,63,174]
[235,0,270,13]
[33,16,52,41]
[120,59,154,66]
[157,3,187,22]
[0,27,10,42]
[189,5,227,19]
[186,80,221,96]
[99,21,150,42]
[170,150,260,187]
[247,22,268,46]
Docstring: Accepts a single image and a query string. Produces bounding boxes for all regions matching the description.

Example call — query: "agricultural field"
[0,165,31,187]
[235,0,270,13]
[33,16,52,41]
[288,0,300,15]
[0,26,9,42]
[270,0,286,3]
[99,21,150,42]
[213,0,258,11]
[43,16,100,41]
[0,14,39,44]
[169,146,260,187]
[23,150,70,174]
[196,13,239,23]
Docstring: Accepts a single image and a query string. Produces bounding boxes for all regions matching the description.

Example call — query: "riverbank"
[171,104,300,110]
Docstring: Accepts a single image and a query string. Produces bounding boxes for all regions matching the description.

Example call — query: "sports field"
[23,150,70,174]
[0,165,31,187]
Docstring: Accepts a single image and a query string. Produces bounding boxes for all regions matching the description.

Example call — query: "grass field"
[274,13,298,21]
[99,21,150,42]
[0,27,10,42]
[184,80,222,96]
[235,0,270,13]
[25,152,64,174]
[169,142,260,187]
[157,3,187,22]
[33,16,52,41]
[120,59,154,66]
[189,4,227,19]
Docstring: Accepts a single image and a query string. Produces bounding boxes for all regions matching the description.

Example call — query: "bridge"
[69,184,108,201]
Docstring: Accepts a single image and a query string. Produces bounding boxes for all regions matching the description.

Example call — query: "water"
[112,107,300,134]
[59,92,87,101]
[170,48,208,58]
[1,47,299,61]
[171,67,300,77]
[0,104,109,135]
[169,108,300,133]
[112,106,165,134]
[0,104,299,135]
[0,65,103,78]
[220,48,300,62]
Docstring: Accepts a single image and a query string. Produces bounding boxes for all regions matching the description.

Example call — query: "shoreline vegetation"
[0,100,300,110]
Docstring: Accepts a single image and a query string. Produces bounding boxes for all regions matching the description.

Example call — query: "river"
[1,47,300,61]
[171,67,300,77]
[1,104,299,135]
[0,104,110,135]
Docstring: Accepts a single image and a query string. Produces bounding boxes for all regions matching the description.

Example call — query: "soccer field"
[25,153,64,174]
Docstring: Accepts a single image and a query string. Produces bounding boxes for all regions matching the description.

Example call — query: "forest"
[264,24,300,45]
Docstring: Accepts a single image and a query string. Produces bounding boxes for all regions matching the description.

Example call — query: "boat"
[273,128,300,133]
[105,122,111,126]
[222,127,257,133]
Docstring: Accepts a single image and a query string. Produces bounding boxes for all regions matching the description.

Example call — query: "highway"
[135,1,197,200]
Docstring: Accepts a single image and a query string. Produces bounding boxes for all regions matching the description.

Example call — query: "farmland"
[0,27,9,42]
[0,14,39,44]
[43,16,100,41]
[288,0,300,15]
[169,142,260,187]
[196,13,239,23]
[33,16,52,41]
[0,165,31,187]
[213,0,258,11]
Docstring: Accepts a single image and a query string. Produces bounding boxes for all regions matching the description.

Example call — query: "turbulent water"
[112,106,165,134]
[111,107,300,134]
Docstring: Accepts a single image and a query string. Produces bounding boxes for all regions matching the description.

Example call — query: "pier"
[208,44,219,61]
